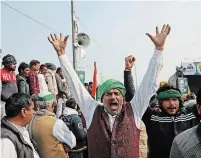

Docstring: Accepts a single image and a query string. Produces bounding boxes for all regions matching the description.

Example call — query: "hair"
[5,93,33,118]
[29,60,40,67]
[89,82,93,85]
[197,88,201,105]
[40,64,47,70]
[84,83,89,86]
[56,67,62,73]
[37,100,54,110]
[65,98,77,109]
[157,84,181,95]
[18,62,29,73]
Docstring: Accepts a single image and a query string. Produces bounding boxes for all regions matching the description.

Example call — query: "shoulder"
[173,125,199,152]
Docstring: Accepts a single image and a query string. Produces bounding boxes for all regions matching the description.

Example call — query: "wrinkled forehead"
[105,89,121,94]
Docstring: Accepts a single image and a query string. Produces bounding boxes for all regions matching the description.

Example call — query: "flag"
[92,62,97,97]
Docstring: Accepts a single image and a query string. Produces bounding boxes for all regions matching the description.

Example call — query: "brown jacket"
[30,115,68,158]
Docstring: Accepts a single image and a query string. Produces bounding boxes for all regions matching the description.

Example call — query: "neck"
[8,117,24,127]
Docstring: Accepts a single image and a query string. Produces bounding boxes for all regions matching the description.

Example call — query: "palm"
[146,24,171,49]
[52,40,66,52]
[48,33,69,55]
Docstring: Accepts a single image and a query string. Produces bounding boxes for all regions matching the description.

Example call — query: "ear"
[21,108,27,117]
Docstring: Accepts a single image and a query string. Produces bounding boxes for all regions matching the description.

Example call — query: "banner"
[182,62,201,75]
[76,71,85,84]
[177,77,189,95]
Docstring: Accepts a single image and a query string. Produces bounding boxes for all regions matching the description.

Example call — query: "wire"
[1,1,59,33]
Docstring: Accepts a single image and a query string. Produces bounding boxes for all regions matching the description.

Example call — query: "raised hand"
[48,33,69,56]
[125,55,136,70]
[146,24,171,51]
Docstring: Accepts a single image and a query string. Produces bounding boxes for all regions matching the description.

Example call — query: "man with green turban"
[125,72,201,157]
[48,24,170,158]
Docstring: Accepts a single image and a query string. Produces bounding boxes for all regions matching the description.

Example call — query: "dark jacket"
[16,74,30,95]
[124,70,200,158]
[60,107,87,150]
[170,123,201,158]
[1,117,36,158]
[124,71,135,102]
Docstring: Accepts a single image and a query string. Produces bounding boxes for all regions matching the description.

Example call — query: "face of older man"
[102,89,124,116]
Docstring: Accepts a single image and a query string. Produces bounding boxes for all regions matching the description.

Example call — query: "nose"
[169,99,175,105]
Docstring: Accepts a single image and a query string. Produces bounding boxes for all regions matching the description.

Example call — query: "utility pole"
[71,0,78,71]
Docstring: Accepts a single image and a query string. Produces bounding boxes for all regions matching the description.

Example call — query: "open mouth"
[109,103,118,110]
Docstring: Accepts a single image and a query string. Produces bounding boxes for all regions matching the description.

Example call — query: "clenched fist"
[125,55,135,71]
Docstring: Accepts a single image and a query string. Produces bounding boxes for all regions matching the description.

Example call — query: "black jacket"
[60,107,87,150]
[124,70,200,158]
[1,117,36,158]
[124,71,135,102]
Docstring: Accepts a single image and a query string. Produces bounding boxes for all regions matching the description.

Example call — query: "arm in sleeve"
[124,70,135,102]
[29,73,37,95]
[72,115,87,141]
[18,80,26,93]
[169,139,184,158]
[46,76,54,93]
[131,49,163,129]
[58,54,99,129]
[55,74,66,94]
[53,119,76,149]
[1,138,17,158]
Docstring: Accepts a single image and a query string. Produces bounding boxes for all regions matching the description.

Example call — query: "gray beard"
[104,106,119,116]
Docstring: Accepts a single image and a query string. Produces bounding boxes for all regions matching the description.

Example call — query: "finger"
[161,24,166,32]
[146,33,155,42]
[47,36,53,44]
[54,34,58,40]
[156,26,159,35]
[50,34,55,41]
[60,33,64,41]
[64,35,69,43]
[165,24,171,35]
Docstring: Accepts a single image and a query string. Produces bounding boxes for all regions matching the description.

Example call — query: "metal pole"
[71,0,77,71]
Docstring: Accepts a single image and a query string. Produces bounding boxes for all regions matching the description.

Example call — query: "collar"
[10,122,27,135]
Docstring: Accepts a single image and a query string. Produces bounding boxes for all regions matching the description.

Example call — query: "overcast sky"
[1,1,201,86]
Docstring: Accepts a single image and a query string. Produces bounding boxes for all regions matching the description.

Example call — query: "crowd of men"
[1,24,201,158]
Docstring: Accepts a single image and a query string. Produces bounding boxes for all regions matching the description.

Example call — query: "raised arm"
[47,34,98,129]
[130,24,171,129]
[124,57,136,102]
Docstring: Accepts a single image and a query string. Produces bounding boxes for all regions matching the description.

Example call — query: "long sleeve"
[169,139,184,158]
[1,138,17,158]
[55,74,66,94]
[46,76,54,93]
[72,115,87,141]
[18,80,26,93]
[29,71,40,95]
[130,49,163,129]
[53,119,76,149]
[124,71,135,102]
[58,54,99,129]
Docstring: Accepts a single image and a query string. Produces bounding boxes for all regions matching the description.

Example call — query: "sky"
[1,1,201,86]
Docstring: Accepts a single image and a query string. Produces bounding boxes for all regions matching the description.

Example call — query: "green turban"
[98,79,126,100]
[157,89,182,105]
